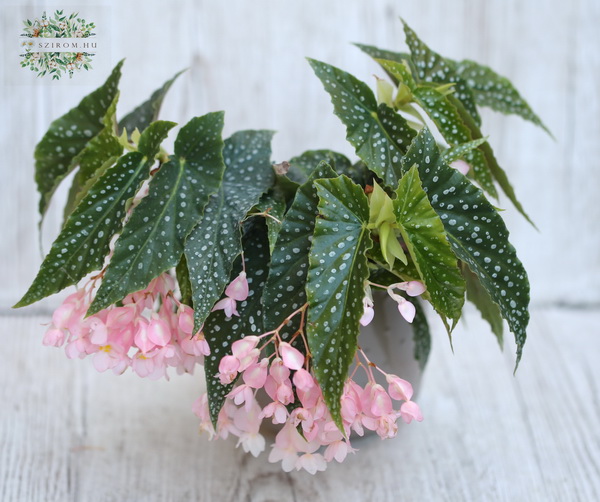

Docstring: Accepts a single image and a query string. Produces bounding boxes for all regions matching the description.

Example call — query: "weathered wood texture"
[1,0,599,310]
[1,308,598,501]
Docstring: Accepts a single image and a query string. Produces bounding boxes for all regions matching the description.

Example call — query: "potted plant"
[14,21,548,474]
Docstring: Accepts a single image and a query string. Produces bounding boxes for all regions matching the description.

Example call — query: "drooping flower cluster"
[43,273,209,379]
[192,278,425,474]
[360,280,427,326]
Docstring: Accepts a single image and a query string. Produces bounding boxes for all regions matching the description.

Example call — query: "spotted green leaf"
[15,121,176,308]
[354,43,417,82]
[462,263,504,347]
[62,97,123,222]
[441,138,488,164]
[204,223,270,426]
[413,86,497,198]
[263,162,337,341]
[118,69,185,135]
[449,95,534,226]
[255,188,287,254]
[402,21,481,127]
[393,165,465,324]
[88,112,226,315]
[308,59,415,187]
[403,129,529,367]
[306,175,373,429]
[184,130,274,334]
[176,255,193,307]
[288,149,361,184]
[35,60,123,217]
[452,59,551,136]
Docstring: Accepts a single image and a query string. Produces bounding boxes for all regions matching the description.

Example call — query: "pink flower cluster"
[193,331,423,474]
[43,273,209,379]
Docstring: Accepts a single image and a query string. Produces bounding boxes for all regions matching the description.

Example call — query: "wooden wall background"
[1,0,598,312]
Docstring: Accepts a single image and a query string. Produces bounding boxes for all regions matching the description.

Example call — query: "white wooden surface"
[1,308,599,501]
[1,0,599,310]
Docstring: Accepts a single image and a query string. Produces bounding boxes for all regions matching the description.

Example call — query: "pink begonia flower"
[231,336,259,359]
[260,401,289,424]
[212,297,238,318]
[233,398,265,457]
[404,281,426,297]
[217,354,240,384]
[450,159,471,175]
[225,271,249,301]
[131,352,156,378]
[296,453,327,474]
[269,423,302,472]
[106,305,137,329]
[276,380,295,405]
[237,348,260,372]
[243,359,269,389]
[177,305,194,335]
[293,368,314,391]
[269,358,291,384]
[400,400,424,424]
[87,317,108,345]
[397,299,416,323]
[180,334,210,357]
[52,302,77,330]
[43,327,65,347]
[147,315,172,347]
[386,374,414,401]
[279,342,305,370]
[228,384,255,411]
[324,440,355,463]
[359,303,375,326]
[133,318,155,354]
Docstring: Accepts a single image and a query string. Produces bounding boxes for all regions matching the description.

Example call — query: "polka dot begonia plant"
[15,20,549,473]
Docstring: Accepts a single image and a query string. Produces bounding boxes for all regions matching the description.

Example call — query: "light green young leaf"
[184,130,274,334]
[403,128,529,367]
[308,59,415,187]
[393,165,465,324]
[263,161,337,341]
[354,43,417,82]
[88,112,226,315]
[402,21,481,127]
[452,59,552,136]
[368,182,407,267]
[204,223,270,426]
[15,121,175,308]
[35,60,123,217]
[306,175,373,430]
[118,69,185,135]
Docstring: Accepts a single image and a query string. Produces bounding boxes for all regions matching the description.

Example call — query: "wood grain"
[1,308,598,501]
[1,0,599,310]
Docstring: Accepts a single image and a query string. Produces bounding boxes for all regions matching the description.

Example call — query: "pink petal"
[231,336,259,359]
[397,299,416,323]
[280,342,305,370]
[43,328,65,347]
[178,306,194,335]
[386,374,414,401]
[400,400,423,423]
[225,271,249,301]
[405,281,426,297]
[212,297,238,318]
[243,359,268,389]
[147,316,172,346]
[134,319,156,354]
[218,354,240,375]
[359,305,375,326]
[292,368,314,392]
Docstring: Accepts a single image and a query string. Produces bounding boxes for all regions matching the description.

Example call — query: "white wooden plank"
[1,308,599,501]
[1,0,599,310]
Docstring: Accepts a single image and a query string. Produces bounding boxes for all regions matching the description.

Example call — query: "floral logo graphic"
[19,10,96,80]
